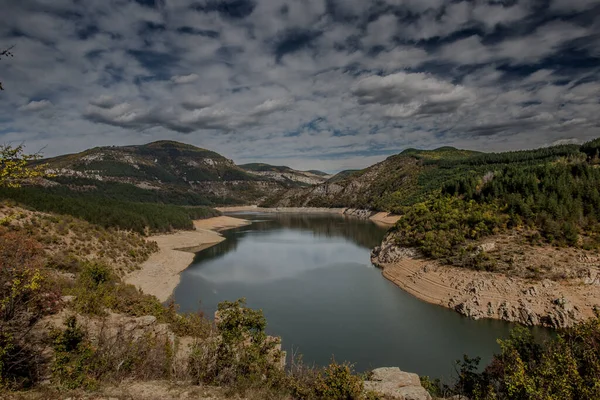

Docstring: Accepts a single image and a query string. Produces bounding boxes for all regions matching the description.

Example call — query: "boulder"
[364,367,431,400]
[371,239,419,265]
[370,367,421,386]
[476,242,496,253]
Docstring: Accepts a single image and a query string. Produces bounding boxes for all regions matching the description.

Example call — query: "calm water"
[173,213,546,381]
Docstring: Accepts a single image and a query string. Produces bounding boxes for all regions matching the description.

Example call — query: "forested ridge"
[0,186,220,233]
[386,139,600,271]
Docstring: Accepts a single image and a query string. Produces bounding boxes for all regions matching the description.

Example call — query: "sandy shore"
[125,216,250,302]
[376,257,600,327]
[369,211,401,225]
[216,205,347,214]
[216,206,400,225]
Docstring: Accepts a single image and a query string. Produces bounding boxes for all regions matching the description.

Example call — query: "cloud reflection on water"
[190,229,368,284]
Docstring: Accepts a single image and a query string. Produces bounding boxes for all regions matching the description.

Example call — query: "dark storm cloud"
[1,0,600,171]
[191,0,256,19]
[273,29,323,62]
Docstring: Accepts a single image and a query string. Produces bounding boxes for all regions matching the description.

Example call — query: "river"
[173,212,547,381]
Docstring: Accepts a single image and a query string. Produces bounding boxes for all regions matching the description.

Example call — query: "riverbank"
[372,244,600,328]
[124,216,250,302]
[216,205,400,226]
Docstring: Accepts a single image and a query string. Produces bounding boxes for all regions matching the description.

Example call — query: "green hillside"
[266,141,600,271]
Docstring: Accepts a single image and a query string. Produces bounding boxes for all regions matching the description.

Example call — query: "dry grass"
[457,231,600,280]
[0,203,158,275]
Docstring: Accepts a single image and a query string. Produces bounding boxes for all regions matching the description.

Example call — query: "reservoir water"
[173,212,545,381]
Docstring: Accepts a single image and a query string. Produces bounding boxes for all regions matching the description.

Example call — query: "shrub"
[453,315,600,400]
[51,316,96,390]
[0,229,61,390]
[51,315,176,389]
[69,262,115,316]
[188,298,284,390]
[313,361,365,400]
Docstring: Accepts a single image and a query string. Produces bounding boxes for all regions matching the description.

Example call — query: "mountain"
[239,163,330,186]
[305,170,330,177]
[261,144,590,212]
[34,140,300,205]
[262,146,482,209]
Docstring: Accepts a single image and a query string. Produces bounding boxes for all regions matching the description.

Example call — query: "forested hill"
[267,138,600,272]
[263,143,589,212]
[29,140,305,206]
[262,146,484,210]
[0,140,318,233]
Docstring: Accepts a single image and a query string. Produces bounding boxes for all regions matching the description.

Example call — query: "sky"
[1,0,600,172]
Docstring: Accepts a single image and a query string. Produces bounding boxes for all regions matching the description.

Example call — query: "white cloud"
[251,98,291,116]
[90,95,119,109]
[181,95,214,110]
[171,73,200,84]
[352,72,474,117]
[19,100,53,112]
[439,21,590,65]
[0,0,599,171]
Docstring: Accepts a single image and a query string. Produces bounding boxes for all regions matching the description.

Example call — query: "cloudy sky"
[1,0,599,171]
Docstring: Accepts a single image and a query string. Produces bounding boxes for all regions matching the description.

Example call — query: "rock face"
[371,238,600,329]
[371,237,418,266]
[241,167,329,186]
[364,367,431,400]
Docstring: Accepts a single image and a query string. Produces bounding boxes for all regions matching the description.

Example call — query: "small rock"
[61,295,76,303]
[476,242,496,253]
[136,315,157,326]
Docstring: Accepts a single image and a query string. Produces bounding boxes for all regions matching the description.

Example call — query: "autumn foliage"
[0,144,46,188]
[0,229,61,389]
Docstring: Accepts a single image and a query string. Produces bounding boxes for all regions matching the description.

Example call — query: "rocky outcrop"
[371,237,418,266]
[364,367,431,400]
[343,208,375,219]
[370,241,600,329]
[243,169,329,186]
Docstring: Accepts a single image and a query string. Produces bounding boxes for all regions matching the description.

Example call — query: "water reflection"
[173,213,547,381]
[227,212,387,249]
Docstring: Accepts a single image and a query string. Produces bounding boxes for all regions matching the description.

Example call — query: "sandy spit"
[125,216,251,302]
[369,212,401,225]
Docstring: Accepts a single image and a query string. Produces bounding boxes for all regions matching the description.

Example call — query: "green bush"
[313,361,366,400]
[51,315,176,390]
[188,298,283,390]
[51,316,97,390]
[451,315,600,400]
[391,196,506,261]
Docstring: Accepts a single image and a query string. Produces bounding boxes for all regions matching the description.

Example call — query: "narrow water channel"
[173,213,547,381]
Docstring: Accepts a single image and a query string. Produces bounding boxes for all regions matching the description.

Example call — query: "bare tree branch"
[0,45,15,91]
[0,45,15,58]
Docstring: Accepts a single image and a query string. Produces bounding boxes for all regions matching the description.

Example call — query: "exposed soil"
[372,235,600,328]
